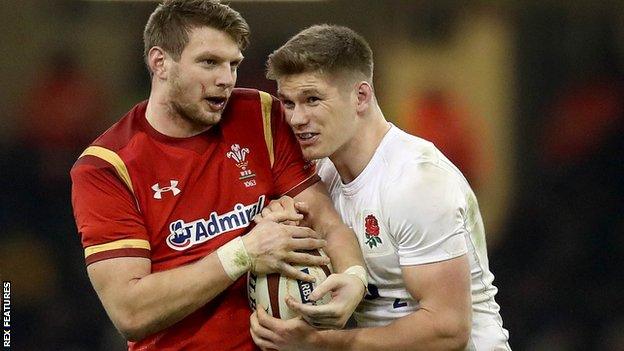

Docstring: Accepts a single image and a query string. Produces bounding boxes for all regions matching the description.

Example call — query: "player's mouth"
[204,96,228,112]
[295,132,319,146]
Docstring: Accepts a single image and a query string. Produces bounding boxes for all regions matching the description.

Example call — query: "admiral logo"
[166,195,265,251]
[297,268,315,304]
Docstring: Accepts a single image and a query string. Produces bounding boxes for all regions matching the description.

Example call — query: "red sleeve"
[269,96,320,197]
[70,156,150,266]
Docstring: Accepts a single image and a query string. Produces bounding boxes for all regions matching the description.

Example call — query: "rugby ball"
[247,250,332,319]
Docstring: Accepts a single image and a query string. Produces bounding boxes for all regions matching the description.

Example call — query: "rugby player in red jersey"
[70,1,367,350]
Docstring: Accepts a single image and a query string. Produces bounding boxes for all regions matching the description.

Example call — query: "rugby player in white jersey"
[250,24,511,351]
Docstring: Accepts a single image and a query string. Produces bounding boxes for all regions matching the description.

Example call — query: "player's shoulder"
[380,126,439,171]
[381,126,462,182]
[71,101,147,173]
[379,127,466,205]
[224,88,279,125]
[92,100,148,152]
[228,88,277,105]
[230,87,260,99]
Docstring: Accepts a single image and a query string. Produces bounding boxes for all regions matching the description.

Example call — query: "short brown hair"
[267,24,373,82]
[143,0,250,69]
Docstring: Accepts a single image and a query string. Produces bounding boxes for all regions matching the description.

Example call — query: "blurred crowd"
[1,1,623,350]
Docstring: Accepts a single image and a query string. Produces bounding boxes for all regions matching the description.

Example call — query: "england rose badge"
[364,214,382,248]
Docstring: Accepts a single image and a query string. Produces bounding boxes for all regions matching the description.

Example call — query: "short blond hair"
[267,24,373,82]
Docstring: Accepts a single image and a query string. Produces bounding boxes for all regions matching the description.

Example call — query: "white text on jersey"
[166,195,265,251]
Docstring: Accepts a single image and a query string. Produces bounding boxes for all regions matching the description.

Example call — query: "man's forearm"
[322,223,365,273]
[294,183,365,273]
[317,309,470,351]
[92,254,234,341]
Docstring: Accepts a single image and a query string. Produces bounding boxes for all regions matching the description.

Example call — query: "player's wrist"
[317,329,353,351]
[343,265,368,289]
[217,236,252,281]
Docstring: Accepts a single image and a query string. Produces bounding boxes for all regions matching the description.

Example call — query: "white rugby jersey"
[318,125,510,350]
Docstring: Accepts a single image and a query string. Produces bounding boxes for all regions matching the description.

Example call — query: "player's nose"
[215,64,235,88]
[288,105,309,127]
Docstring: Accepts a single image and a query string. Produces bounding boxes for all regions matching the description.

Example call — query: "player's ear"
[148,46,169,79]
[355,81,373,114]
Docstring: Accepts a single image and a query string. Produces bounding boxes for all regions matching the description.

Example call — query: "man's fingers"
[255,212,302,225]
[289,237,327,252]
[253,214,265,224]
[257,305,286,329]
[250,310,282,346]
[277,195,296,208]
[259,199,303,224]
[308,276,337,301]
[286,225,323,239]
[267,212,303,223]
[250,330,279,351]
[286,251,330,267]
[261,204,282,219]
[285,296,336,319]
[263,200,285,213]
[286,298,345,329]
[262,196,300,219]
[294,201,310,215]
[278,262,316,282]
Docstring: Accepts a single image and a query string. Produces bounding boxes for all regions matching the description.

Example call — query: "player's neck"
[145,90,210,138]
[330,108,391,184]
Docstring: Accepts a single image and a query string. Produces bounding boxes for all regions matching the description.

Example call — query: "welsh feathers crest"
[226,144,256,183]
[226,144,250,169]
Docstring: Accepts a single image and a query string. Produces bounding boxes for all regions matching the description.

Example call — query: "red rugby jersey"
[70,88,318,350]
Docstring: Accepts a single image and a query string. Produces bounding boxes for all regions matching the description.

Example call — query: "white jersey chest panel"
[327,167,420,327]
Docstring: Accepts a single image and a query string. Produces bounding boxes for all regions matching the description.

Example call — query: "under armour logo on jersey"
[152,180,181,199]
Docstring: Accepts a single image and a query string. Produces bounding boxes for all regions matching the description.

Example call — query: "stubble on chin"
[168,77,220,129]
[172,99,219,127]
[300,147,318,161]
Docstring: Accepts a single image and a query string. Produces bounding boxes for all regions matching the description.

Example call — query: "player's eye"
[230,60,241,71]
[282,100,295,110]
[306,96,320,105]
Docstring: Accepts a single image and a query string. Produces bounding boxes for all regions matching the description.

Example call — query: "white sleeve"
[383,161,468,266]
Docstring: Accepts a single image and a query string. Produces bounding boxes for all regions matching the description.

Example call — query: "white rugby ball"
[247,250,332,319]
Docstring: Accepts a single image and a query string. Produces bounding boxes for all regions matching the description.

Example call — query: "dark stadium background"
[1,1,622,350]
